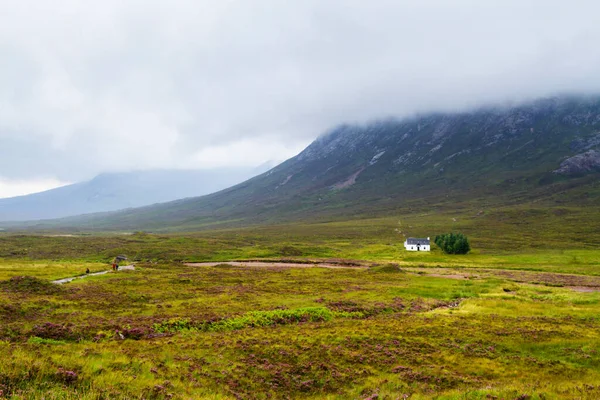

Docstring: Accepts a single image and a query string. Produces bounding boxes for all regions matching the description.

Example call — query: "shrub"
[207,307,336,331]
[55,368,78,384]
[121,327,147,340]
[30,322,78,341]
[27,336,66,345]
[153,318,195,333]
[434,233,471,254]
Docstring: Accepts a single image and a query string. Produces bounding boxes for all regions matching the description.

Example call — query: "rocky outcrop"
[570,132,600,152]
[331,168,365,190]
[554,150,600,175]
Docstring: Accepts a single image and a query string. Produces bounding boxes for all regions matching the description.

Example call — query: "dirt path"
[407,267,600,292]
[185,261,368,270]
[52,265,135,284]
[422,273,472,280]
[568,286,600,292]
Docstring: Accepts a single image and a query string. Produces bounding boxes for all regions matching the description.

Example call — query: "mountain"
[0,165,273,221]
[6,95,600,231]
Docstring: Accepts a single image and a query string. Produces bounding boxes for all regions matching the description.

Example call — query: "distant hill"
[0,164,274,221]
[6,95,600,231]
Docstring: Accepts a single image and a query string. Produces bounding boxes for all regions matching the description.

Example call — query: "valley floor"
[0,231,599,399]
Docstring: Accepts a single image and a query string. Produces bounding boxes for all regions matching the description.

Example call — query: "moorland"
[1,214,599,400]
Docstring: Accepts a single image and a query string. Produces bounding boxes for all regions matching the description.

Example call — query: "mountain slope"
[0,165,273,221]
[9,96,600,231]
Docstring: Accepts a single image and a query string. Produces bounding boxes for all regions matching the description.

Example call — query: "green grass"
[0,220,599,398]
[0,260,105,280]
[1,248,600,398]
[2,210,600,276]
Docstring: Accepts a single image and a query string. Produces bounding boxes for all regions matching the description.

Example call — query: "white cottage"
[404,237,431,252]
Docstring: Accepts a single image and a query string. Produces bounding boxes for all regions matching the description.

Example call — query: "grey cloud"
[1,0,600,181]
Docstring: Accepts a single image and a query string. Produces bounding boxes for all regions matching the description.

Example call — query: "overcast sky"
[1,0,600,197]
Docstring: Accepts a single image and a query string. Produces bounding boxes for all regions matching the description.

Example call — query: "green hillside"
[7,96,600,235]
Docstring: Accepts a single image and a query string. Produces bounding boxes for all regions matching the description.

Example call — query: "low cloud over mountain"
[1,1,600,190]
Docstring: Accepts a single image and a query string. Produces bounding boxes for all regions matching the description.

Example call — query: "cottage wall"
[403,240,431,252]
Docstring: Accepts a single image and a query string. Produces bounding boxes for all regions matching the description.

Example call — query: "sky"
[1,0,600,198]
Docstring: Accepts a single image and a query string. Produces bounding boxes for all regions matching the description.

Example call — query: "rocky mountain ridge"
[257,96,600,204]
[4,95,600,231]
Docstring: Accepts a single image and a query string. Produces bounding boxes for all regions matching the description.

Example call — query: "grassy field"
[1,219,600,399]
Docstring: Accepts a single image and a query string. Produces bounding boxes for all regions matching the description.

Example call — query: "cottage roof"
[406,238,430,245]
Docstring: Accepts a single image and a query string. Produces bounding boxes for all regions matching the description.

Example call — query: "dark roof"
[406,238,430,245]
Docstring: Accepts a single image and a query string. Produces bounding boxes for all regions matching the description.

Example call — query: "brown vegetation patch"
[323,298,459,316]
[30,322,79,341]
[488,270,600,288]
[393,365,480,390]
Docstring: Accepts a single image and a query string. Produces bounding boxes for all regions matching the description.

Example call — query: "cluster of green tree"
[434,233,471,254]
